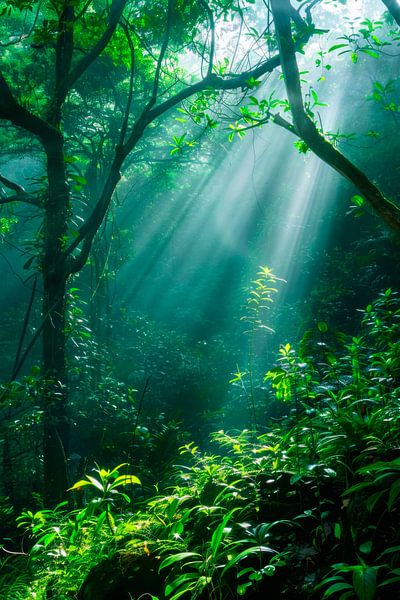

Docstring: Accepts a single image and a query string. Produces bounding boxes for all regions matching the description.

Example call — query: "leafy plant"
[68,463,141,534]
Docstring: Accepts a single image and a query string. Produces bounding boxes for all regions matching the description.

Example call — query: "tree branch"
[0,173,41,206]
[0,174,27,195]
[297,0,323,23]
[200,0,216,77]
[271,113,297,135]
[12,275,38,381]
[67,0,127,89]
[118,19,135,147]
[146,56,281,124]
[147,0,174,108]
[0,72,58,143]
[47,0,75,124]
[381,0,400,27]
[270,0,400,232]
[66,7,317,271]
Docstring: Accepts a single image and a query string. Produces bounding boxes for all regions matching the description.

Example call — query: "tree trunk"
[382,0,400,26]
[42,133,70,504]
[270,0,400,233]
[42,273,69,504]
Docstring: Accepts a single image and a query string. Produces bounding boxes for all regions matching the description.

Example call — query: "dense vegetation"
[2,289,400,599]
[1,0,400,597]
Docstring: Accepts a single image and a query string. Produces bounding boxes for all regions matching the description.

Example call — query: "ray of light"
[116,25,360,352]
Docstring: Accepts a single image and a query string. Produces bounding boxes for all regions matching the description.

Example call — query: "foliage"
[1,0,400,594]
[1,289,399,598]
[229,266,284,427]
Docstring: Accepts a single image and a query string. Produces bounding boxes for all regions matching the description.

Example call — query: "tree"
[269,0,400,232]
[0,0,311,503]
[0,0,399,503]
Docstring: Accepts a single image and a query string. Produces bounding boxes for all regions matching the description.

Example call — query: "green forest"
[1,0,400,597]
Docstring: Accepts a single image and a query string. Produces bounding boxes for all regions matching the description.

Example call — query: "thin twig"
[12,274,38,379]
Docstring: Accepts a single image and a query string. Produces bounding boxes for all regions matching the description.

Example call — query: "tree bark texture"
[41,134,70,504]
[270,0,400,233]
[381,0,400,26]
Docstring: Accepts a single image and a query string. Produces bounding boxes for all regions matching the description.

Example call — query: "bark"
[41,132,70,504]
[270,0,400,233]
[381,0,400,26]
[0,173,39,206]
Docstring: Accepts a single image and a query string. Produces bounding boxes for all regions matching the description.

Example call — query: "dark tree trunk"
[41,133,70,504]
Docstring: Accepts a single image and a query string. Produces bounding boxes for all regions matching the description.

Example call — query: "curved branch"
[0,174,27,195]
[270,0,400,233]
[297,0,323,23]
[65,51,285,272]
[68,0,127,89]
[0,72,57,143]
[66,9,316,272]
[148,0,174,108]
[118,19,135,146]
[381,0,400,26]
[200,0,216,77]
[146,56,281,124]
[0,173,41,206]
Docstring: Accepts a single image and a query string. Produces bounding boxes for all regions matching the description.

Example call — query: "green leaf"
[159,552,202,571]
[334,523,342,540]
[366,490,387,512]
[359,541,372,554]
[358,458,400,473]
[351,195,365,207]
[352,567,377,600]
[32,532,57,552]
[85,475,104,491]
[72,175,87,185]
[107,463,128,476]
[211,509,237,558]
[359,48,380,58]
[222,546,276,575]
[110,474,141,488]
[342,481,372,496]
[94,510,107,534]
[68,479,93,491]
[294,140,309,154]
[379,545,400,557]
[328,43,349,52]
[322,582,353,598]
[165,573,199,596]
[237,581,253,595]
[63,155,78,163]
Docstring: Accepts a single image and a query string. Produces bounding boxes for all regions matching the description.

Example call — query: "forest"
[0,0,400,597]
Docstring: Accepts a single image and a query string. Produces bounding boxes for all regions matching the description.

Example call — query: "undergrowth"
[1,289,400,599]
